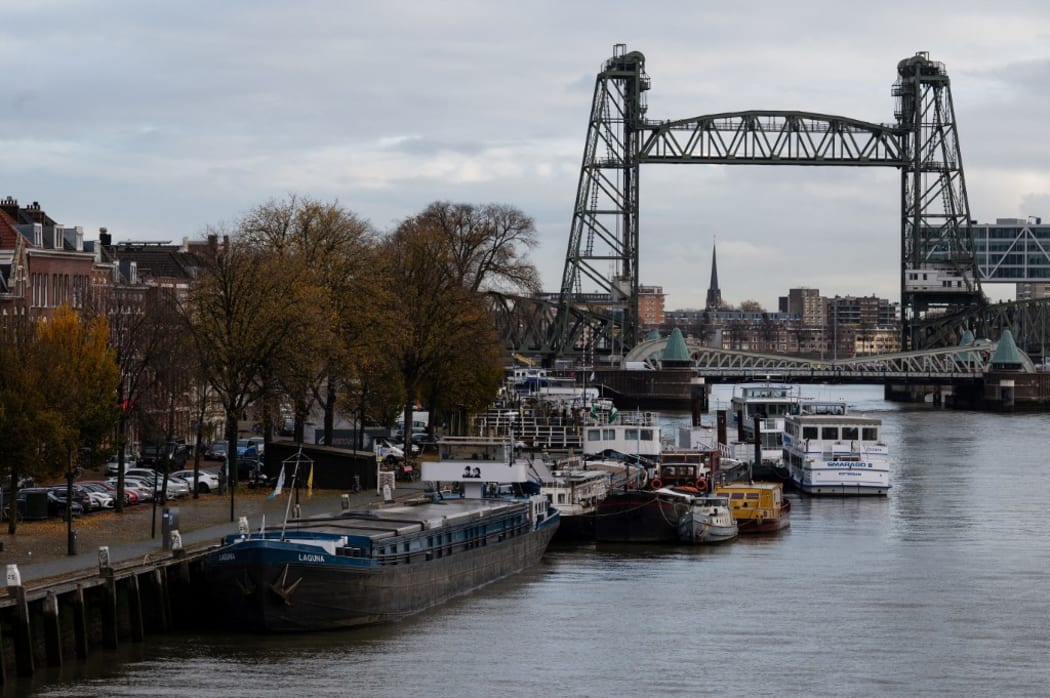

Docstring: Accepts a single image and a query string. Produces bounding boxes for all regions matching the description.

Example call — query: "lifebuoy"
[650,478,663,490]
[696,478,707,490]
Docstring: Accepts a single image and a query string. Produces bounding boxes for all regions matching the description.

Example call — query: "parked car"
[117,477,157,502]
[20,488,84,518]
[106,454,138,476]
[204,441,228,461]
[125,469,191,499]
[236,441,259,461]
[246,436,265,457]
[170,468,221,494]
[83,480,139,506]
[375,438,405,460]
[73,484,114,510]
[46,485,95,513]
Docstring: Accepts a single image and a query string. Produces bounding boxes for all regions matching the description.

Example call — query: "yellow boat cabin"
[714,482,790,532]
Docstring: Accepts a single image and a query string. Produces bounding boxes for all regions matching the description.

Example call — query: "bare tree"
[415,202,540,293]
[181,235,324,520]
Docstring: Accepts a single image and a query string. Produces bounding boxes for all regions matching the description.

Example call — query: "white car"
[109,477,154,502]
[375,439,404,460]
[106,455,138,476]
[170,468,222,494]
[124,469,190,499]
[81,487,115,510]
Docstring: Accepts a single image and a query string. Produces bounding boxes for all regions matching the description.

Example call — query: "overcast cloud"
[3,0,1049,308]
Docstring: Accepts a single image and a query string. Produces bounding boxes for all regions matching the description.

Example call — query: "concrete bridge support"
[883,382,942,403]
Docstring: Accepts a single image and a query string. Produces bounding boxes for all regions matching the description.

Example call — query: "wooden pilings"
[0,548,208,681]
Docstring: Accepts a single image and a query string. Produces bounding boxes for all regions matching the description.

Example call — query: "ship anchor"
[270,564,303,606]
[234,571,256,597]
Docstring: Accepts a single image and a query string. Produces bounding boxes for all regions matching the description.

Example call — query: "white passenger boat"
[781,414,890,495]
[728,384,848,465]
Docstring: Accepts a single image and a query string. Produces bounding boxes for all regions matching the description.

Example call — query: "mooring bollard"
[5,563,21,587]
[98,546,111,574]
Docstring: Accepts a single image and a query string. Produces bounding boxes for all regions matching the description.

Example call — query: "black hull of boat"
[204,522,558,632]
[593,490,685,543]
[552,513,595,542]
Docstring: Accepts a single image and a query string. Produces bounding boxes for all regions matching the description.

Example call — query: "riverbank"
[2,479,427,584]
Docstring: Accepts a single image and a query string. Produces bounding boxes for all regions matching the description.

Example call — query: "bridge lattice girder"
[487,292,617,358]
[638,111,905,165]
[624,337,1006,377]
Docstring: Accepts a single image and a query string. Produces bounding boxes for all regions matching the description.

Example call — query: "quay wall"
[0,548,212,686]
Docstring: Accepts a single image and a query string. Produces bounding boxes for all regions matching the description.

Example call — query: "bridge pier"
[883,382,943,404]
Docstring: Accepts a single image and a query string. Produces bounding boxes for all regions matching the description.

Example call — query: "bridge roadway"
[625,337,1012,386]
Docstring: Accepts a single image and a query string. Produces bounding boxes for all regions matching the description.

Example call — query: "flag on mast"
[267,465,285,500]
[307,464,314,495]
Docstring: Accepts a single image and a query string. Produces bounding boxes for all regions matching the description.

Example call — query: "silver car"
[170,468,221,494]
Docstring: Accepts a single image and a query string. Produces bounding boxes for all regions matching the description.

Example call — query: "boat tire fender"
[650,478,662,490]
[696,478,707,491]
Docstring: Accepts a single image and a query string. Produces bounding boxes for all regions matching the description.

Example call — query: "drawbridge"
[535,44,983,360]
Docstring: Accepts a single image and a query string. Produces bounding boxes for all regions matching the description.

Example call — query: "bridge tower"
[555,44,649,356]
[893,52,984,349]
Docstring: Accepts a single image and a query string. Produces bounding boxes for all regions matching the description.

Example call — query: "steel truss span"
[624,336,1014,379]
[547,44,984,361]
[639,111,905,165]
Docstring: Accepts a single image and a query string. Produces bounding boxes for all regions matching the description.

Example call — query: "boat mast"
[280,448,306,540]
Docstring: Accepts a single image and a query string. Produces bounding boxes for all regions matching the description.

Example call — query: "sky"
[4,1,1049,310]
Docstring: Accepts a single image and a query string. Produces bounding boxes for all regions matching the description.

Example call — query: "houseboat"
[715,482,790,533]
[594,485,737,545]
[782,414,890,495]
[535,461,610,541]
[203,437,560,632]
[676,493,738,544]
[581,409,663,461]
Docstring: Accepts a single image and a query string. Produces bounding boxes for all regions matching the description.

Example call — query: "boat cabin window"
[841,426,859,440]
[587,429,602,442]
[821,427,839,439]
[862,427,879,441]
[802,426,819,439]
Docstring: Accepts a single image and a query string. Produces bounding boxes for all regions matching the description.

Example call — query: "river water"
[16,385,1050,697]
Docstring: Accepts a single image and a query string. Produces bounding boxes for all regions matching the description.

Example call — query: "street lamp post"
[66,448,76,555]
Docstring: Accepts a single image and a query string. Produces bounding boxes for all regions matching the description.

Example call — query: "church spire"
[705,240,723,310]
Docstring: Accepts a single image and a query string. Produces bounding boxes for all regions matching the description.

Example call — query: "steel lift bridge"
[532,44,983,361]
